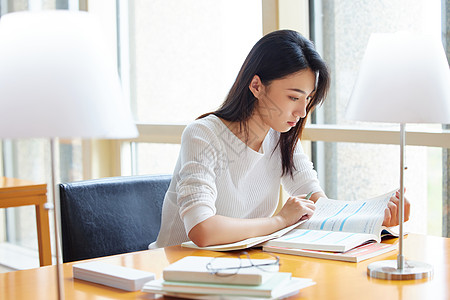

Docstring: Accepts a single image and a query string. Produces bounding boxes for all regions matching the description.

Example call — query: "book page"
[298,191,395,237]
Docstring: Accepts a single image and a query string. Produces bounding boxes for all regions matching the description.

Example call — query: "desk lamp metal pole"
[49,138,64,299]
[398,123,405,270]
[367,123,433,280]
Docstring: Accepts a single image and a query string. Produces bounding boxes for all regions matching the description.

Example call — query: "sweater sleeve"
[281,142,324,197]
[175,122,225,235]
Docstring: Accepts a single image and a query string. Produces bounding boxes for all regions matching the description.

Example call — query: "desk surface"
[1,233,449,300]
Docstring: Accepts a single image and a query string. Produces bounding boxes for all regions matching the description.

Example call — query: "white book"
[73,261,155,292]
[181,191,399,253]
[163,256,279,285]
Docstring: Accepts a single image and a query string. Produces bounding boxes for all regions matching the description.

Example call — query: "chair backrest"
[59,174,171,263]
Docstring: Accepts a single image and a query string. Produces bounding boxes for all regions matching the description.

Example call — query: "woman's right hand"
[275,196,316,227]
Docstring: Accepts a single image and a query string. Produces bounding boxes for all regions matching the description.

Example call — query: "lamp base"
[367,260,433,280]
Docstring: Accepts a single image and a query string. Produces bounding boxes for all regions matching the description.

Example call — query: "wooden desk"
[0,177,52,267]
[0,234,448,299]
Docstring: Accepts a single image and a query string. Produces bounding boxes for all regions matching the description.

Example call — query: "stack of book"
[263,238,397,263]
[141,256,315,299]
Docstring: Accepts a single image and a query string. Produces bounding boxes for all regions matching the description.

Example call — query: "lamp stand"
[48,138,64,299]
[367,123,433,280]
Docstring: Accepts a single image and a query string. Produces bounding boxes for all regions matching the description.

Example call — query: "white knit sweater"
[149,114,323,248]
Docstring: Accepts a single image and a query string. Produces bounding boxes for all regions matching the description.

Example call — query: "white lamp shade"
[346,32,450,124]
[0,10,138,139]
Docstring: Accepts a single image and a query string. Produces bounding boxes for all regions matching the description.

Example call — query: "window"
[310,0,444,235]
[120,0,263,174]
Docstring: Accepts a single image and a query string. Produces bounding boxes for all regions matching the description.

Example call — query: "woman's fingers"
[383,207,392,227]
[387,200,398,226]
[277,196,316,226]
[383,192,411,226]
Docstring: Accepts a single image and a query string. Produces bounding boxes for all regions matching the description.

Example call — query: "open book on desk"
[263,191,400,253]
[182,191,399,252]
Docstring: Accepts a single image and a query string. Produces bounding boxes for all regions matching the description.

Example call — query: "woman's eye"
[306,96,312,101]
[289,96,299,101]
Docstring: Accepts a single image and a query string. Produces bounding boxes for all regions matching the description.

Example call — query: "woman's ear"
[249,75,263,98]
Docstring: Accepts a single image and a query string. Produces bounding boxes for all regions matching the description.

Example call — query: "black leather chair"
[59,174,171,263]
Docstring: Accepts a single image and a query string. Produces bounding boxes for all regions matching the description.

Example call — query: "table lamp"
[346,32,450,280]
[0,10,138,298]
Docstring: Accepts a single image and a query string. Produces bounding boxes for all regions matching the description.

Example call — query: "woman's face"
[252,68,316,133]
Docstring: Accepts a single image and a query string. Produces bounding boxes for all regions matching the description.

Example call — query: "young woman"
[150,30,409,249]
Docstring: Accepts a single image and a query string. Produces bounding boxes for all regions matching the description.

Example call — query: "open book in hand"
[182,190,399,252]
[263,190,400,252]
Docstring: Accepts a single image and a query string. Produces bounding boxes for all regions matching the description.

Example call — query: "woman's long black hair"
[199,30,330,177]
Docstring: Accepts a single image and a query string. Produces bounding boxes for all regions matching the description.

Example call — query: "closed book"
[263,242,397,263]
[73,261,155,291]
[163,256,278,285]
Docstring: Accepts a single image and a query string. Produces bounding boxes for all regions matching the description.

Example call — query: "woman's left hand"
[382,189,410,227]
